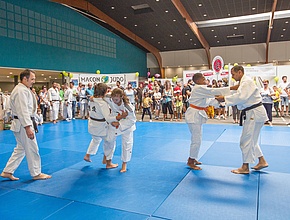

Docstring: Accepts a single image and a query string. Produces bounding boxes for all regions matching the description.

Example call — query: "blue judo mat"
[0,120,290,219]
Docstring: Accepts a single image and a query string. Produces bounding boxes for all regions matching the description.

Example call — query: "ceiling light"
[170,34,173,37]
[228,13,231,16]
[111,6,115,10]
[155,24,158,27]
[156,0,159,2]
[44,78,47,80]
[41,74,44,76]
[203,14,207,17]
[158,41,160,44]
[195,10,290,28]
[198,3,202,7]
[211,29,214,32]
[173,19,176,22]
[49,76,51,78]
[9,72,12,74]
[252,7,256,10]
[165,10,168,13]
[234,26,237,29]
[253,37,256,39]
[217,41,220,43]
[164,46,167,48]
[55,78,57,79]
[190,38,193,41]
[178,40,181,42]
[185,33,188,36]
[257,61,260,63]
[124,16,127,19]
[214,35,217,38]
[286,21,289,24]
[252,24,256,27]
[151,36,154,39]
[283,28,286,31]
[253,31,255,34]
[134,24,137,27]
[6,76,9,78]
[281,34,284,37]
[194,43,196,45]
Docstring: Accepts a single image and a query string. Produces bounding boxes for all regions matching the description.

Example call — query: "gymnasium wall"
[0,0,147,76]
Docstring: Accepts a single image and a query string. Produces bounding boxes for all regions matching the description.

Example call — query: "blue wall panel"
[0,0,147,76]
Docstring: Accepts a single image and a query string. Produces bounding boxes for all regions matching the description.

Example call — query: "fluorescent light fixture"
[196,10,290,28]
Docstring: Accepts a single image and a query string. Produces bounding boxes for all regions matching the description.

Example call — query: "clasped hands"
[215,95,225,102]
[111,110,128,128]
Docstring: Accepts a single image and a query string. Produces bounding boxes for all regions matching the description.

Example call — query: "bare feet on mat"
[84,154,91,162]
[1,172,19,181]
[194,160,202,165]
[106,160,118,169]
[251,163,269,171]
[187,158,202,170]
[120,162,127,173]
[188,164,202,170]
[33,173,52,180]
[231,168,250,174]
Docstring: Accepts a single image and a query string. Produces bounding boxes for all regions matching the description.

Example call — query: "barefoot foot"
[120,162,127,173]
[1,172,19,181]
[231,168,249,174]
[106,160,118,169]
[33,173,52,180]
[187,163,202,170]
[251,163,269,171]
[84,154,91,162]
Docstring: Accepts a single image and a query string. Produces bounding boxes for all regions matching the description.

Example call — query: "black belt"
[13,116,38,133]
[239,102,263,126]
[90,117,106,122]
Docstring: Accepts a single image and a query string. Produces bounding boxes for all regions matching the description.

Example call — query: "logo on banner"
[101,76,109,83]
[212,56,224,74]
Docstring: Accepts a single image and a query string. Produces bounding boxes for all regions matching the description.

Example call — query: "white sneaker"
[149,120,152,122]
[139,119,142,122]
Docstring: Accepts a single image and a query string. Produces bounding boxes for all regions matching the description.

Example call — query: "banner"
[71,73,138,88]
[244,66,276,77]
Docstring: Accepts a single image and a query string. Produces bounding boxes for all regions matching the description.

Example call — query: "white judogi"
[105,98,136,162]
[86,98,118,159]
[35,113,43,125]
[2,83,41,177]
[79,89,88,118]
[185,85,230,160]
[63,88,73,120]
[47,87,60,121]
[224,75,268,163]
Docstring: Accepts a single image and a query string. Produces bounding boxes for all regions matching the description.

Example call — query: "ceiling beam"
[171,0,211,69]
[266,0,277,64]
[51,0,165,78]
